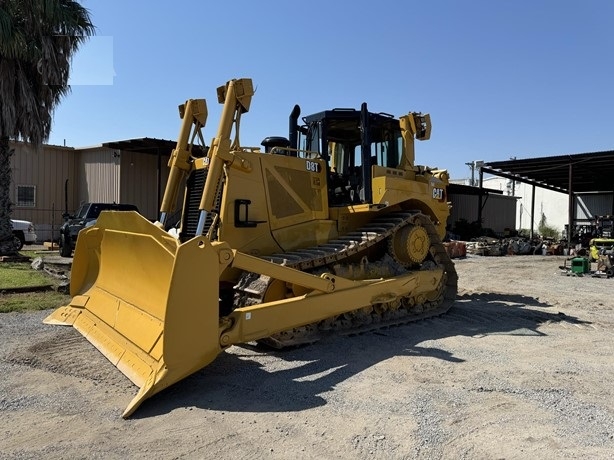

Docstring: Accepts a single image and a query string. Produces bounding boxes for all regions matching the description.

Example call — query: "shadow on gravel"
[133,295,591,419]
[457,292,552,308]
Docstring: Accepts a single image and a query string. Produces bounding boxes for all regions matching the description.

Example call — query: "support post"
[530,184,536,239]
[567,163,574,251]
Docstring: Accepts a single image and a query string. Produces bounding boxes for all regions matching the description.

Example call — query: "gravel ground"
[1,255,613,459]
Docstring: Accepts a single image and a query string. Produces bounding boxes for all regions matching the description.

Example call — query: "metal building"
[447,183,518,236]
[9,138,179,242]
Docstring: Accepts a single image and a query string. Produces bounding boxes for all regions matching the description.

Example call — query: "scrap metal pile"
[465,236,565,257]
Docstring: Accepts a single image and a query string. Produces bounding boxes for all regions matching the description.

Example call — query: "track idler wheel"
[389,224,431,265]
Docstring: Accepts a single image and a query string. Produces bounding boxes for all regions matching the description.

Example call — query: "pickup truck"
[11,219,37,250]
[59,203,139,257]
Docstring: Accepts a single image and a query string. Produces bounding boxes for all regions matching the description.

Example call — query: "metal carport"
[478,150,614,240]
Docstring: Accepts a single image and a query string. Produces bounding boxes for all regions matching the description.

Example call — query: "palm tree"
[0,0,94,255]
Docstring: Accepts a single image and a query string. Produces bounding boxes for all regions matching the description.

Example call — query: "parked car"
[59,202,140,257]
[10,219,37,250]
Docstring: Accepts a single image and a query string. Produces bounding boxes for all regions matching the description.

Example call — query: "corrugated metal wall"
[78,147,120,204]
[448,192,517,235]
[119,150,169,220]
[481,194,518,232]
[8,141,177,241]
[576,193,614,222]
[448,194,479,227]
[9,142,78,242]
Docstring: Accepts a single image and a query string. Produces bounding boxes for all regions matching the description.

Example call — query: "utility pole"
[465,160,484,186]
[510,156,516,196]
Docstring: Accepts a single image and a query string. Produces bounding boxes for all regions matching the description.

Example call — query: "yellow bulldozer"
[45,78,457,417]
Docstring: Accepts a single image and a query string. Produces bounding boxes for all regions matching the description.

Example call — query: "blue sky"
[49,0,614,180]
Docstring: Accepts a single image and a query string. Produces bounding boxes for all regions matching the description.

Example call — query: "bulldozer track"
[234,211,458,347]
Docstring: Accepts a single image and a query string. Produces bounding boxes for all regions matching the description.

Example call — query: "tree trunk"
[0,136,19,255]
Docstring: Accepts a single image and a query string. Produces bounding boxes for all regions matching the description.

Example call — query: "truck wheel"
[12,231,25,251]
[60,234,72,257]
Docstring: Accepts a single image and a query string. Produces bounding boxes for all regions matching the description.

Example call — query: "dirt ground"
[1,255,613,459]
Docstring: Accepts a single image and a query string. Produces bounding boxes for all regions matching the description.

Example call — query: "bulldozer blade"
[44,211,222,417]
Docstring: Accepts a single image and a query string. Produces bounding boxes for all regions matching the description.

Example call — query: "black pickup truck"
[59,202,139,257]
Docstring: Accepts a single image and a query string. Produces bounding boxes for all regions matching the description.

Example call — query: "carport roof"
[102,137,207,157]
[482,150,614,194]
[103,137,176,154]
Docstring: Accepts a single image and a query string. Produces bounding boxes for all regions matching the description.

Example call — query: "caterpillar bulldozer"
[44,78,457,418]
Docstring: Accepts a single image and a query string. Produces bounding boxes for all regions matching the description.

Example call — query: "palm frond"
[0,0,94,144]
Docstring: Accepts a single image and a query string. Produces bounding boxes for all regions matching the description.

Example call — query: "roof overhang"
[103,137,177,155]
[448,183,504,196]
[482,150,614,194]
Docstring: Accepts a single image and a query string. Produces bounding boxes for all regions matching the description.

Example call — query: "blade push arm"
[399,112,431,170]
[219,249,443,345]
[196,78,254,235]
[159,99,208,226]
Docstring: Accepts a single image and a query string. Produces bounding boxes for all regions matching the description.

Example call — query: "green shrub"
[538,213,560,239]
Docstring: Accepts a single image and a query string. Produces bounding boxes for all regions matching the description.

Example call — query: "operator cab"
[295,103,405,206]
